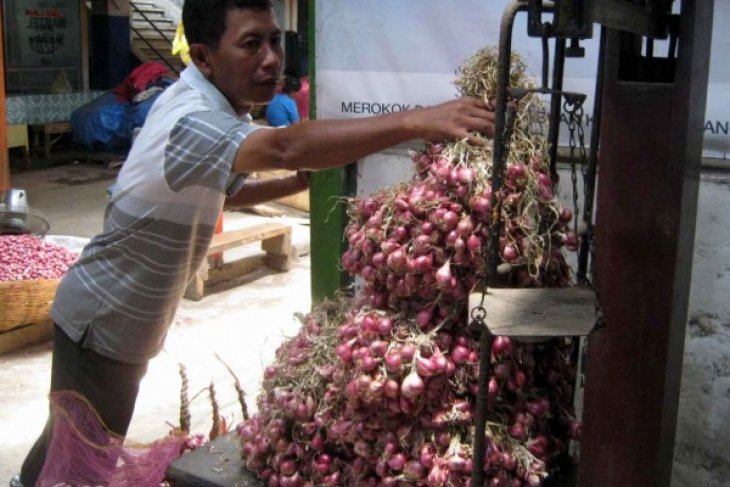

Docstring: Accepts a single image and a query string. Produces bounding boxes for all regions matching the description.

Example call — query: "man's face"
[201,8,283,114]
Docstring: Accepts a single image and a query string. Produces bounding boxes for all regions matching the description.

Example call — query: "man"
[265,75,301,126]
[14,0,495,485]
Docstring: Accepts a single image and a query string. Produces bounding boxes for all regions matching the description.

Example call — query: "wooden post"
[80,0,90,90]
[578,3,713,486]
[90,0,130,89]
[0,5,10,191]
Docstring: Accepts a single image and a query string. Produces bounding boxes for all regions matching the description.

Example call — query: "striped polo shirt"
[52,63,263,364]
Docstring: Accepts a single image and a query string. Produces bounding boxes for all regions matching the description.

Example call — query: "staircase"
[130,0,184,75]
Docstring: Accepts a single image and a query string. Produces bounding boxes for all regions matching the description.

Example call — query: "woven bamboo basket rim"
[0,278,61,332]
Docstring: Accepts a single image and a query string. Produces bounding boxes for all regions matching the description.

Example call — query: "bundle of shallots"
[239,47,581,486]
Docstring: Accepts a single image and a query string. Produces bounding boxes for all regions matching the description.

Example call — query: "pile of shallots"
[239,47,581,486]
[0,234,78,281]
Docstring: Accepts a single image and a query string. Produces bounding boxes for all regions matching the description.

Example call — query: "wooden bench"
[6,123,30,168]
[184,222,293,301]
[33,122,73,164]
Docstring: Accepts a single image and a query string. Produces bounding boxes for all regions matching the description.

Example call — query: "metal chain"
[574,103,590,220]
[564,98,582,238]
[563,97,603,325]
[469,301,488,333]
[571,103,597,291]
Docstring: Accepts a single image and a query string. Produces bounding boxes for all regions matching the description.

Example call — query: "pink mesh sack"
[37,391,186,487]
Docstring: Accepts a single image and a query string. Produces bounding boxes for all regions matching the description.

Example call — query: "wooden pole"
[578,2,713,486]
[0,4,10,191]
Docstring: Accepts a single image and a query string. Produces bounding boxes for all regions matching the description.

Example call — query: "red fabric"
[210,212,224,266]
[114,62,170,102]
[37,391,185,487]
[292,77,310,120]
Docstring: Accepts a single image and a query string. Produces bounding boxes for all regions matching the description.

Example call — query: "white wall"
[316,0,729,160]
[154,0,287,28]
[672,173,730,487]
[153,0,182,24]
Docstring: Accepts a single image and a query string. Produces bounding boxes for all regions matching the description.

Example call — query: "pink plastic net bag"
[37,391,186,487]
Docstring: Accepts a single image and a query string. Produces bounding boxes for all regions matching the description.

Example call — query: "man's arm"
[225,171,308,209]
[233,96,494,174]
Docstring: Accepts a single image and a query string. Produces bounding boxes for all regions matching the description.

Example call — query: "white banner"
[316,0,728,158]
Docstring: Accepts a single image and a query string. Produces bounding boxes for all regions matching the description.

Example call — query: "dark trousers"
[20,325,148,486]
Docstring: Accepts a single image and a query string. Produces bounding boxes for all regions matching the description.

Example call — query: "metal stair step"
[132,26,177,37]
[132,23,176,31]
[131,5,164,14]
[132,16,173,25]
[132,23,175,34]
[132,15,168,24]
[132,10,168,18]
[129,0,182,73]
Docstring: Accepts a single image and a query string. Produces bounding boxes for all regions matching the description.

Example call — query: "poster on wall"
[3,0,81,70]
[315,0,728,159]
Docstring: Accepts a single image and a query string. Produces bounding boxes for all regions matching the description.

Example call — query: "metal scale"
[466,1,709,486]
[0,189,50,236]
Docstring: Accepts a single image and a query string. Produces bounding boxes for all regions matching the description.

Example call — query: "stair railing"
[130,0,180,75]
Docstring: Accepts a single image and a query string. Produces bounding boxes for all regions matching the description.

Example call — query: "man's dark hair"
[183,0,273,48]
[282,76,301,94]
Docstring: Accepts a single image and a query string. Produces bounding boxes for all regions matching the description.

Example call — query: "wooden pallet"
[184,222,293,301]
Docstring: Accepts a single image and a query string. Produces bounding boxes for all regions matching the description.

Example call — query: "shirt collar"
[180,62,252,121]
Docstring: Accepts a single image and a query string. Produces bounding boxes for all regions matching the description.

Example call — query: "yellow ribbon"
[172,23,191,66]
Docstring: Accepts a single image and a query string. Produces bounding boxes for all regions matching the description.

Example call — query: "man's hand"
[406,96,496,145]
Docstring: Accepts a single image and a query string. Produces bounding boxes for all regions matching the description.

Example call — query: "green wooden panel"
[309,168,349,303]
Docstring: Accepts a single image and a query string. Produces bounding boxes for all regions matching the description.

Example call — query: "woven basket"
[0,278,60,332]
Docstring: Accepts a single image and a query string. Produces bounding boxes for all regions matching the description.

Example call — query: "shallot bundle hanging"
[239,47,582,486]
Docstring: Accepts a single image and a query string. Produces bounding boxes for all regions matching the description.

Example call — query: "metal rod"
[547,38,566,181]
[646,38,655,59]
[469,329,494,487]
[541,31,550,90]
[577,26,606,284]
[474,3,529,486]
[486,0,555,286]
[486,1,527,285]
[476,4,557,486]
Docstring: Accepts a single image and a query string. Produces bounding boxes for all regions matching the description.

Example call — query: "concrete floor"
[0,162,314,482]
